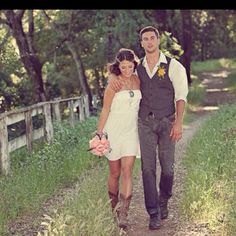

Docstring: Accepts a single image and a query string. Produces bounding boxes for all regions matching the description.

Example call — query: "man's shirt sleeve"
[169,58,189,102]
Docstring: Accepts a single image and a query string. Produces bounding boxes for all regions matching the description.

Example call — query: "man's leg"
[138,117,161,229]
[158,118,175,219]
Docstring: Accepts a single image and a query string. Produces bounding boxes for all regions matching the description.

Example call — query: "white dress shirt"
[142,51,188,102]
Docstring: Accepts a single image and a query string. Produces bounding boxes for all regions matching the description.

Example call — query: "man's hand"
[108,74,122,92]
[170,121,182,142]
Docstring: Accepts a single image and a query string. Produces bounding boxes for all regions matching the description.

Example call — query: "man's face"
[141,31,160,54]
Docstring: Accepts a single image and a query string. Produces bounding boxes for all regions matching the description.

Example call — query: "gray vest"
[137,56,175,120]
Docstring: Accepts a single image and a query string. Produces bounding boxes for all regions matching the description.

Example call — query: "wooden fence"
[0,95,91,175]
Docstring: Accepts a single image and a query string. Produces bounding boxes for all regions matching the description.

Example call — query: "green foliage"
[160,31,184,60]
[227,72,236,95]
[1,10,236,110]
[187,78,206,105]
[180,102,236,234]
[0,117,98,235]
[192,10,236,60]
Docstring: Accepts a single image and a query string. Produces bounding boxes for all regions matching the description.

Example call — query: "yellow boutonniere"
[157,66,166,79]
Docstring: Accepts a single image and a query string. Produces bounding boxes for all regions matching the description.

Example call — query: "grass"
[181,58,236,235]
[180,102,236,235]
[0,117,99,235]
[191,58,236,75]
[38,161,118,236]
[227,72,236,95]
[187,77,207,106]
[37,157,141,236]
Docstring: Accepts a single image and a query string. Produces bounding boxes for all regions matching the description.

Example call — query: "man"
[109,26,188,230]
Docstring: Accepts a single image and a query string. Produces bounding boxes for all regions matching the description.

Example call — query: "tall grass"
[0,117,98,235]
[180,102,236,235]
[37,157,141,236]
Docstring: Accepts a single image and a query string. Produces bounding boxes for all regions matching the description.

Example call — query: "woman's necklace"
[123,77,134,98]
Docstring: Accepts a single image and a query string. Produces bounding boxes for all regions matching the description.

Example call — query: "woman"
[95,48,141,229]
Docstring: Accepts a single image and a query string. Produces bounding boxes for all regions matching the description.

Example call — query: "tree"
[181,10,192,84]
[2,10,47,102]
[42,10,93,109]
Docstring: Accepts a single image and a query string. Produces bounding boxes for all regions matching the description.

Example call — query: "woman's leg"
[118,156,136,229]
[120,156,136,197]
[108,159,121,194]
[108,160,121,211]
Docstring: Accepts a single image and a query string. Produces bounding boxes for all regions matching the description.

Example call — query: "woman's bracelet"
[95,131,104,140]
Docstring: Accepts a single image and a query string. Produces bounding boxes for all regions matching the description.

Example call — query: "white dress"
[103,90,142,161]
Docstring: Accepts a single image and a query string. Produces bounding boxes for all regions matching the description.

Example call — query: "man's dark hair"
[139,26,160,40]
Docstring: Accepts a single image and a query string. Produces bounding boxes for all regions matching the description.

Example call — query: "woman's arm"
[96,84,115,134]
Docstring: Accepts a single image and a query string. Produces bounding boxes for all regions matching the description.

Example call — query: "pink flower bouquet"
[88,132,111,157]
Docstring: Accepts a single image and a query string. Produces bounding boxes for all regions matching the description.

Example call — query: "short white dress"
[103,90,142,161]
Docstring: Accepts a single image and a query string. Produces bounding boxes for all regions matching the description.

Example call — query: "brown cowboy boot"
[108,191,119,213]
[118,193,132,229]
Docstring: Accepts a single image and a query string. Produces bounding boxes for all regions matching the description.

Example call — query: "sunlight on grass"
[180,102,236,235]
[191,58,236,75]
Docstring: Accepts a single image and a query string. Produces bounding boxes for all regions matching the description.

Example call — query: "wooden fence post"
[0,117,10,175]
[68,100,75,127]
[92,95,98,109]
[52,101,61,122]
[78,98,85,121]
[43,103,53,144]
[25,110,33,153]
[84,94,90,118]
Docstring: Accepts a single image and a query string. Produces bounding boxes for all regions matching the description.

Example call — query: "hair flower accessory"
[157,66,166,79]
[87,132,111,157]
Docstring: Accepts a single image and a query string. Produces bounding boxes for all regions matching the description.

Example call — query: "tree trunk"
[155,10,168,32]
[94,68,104,101]
[181,10,192,85]
[66,41,92,109]
[4,10,46,102]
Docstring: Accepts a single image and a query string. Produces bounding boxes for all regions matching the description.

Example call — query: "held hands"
[170,121,183,142]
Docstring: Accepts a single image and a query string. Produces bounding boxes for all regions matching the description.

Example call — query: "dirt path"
[126,69,236,236]
[7,69,236,236]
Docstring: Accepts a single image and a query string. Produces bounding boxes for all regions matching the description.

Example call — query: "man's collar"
[142,51,167,66]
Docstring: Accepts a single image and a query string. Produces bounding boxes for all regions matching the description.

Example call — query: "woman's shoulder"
[131,74,140,89]
[132,74,140,84]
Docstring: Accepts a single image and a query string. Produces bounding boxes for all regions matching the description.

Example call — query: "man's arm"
[169,59,188,142]
[108,74,123,92]
[170,100,185,142]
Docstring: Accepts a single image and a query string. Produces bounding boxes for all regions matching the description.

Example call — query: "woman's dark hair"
[108,48,139,76]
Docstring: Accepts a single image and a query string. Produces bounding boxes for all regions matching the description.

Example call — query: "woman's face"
[119,60,135,78]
